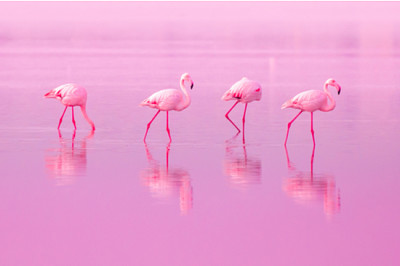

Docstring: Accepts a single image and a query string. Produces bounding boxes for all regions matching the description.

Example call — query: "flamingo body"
[46,83,87,106]
[222,77,262,135]
[282,78,341,146]
[140,88,187,111]
[222,77,262,103]
[140,73,194,142]
[281,89,333,112]
[44,83,95,131]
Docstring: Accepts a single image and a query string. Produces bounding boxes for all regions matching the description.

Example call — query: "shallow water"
[1,2,400,265]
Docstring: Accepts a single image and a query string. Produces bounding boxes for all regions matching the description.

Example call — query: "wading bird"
[222,77,262,133]
[140,73,194,143]
[44,84,95,131]
[281,78,341,146]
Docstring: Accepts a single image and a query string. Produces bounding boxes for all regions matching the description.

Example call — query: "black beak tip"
[190,83,194,89]
[338,89,341,95]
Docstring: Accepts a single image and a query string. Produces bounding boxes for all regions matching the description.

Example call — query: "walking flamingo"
[281,78,341,146]
[222,77,262,133]
[140,73,194,143]
[44,84,95,131]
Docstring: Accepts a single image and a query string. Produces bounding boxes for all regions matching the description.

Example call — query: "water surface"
[1,2,400,266]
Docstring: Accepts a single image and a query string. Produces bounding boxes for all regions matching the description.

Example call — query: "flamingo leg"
[311,143,315,178]
[311,112,315,147]
[284,110,303,146]
[58,106,68,129]
[242,103,248,143]
[166,111,172,143]
[225,100,241,132]
[144,110,161,142]
[71,107,77,130]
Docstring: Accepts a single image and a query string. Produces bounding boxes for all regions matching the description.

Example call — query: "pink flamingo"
[222,77,262,133]
[281,78,341,146]
[44,84,95,131]
[140,73,194,142]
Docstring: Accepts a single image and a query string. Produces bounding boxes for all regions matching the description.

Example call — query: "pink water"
[1,2,400,265]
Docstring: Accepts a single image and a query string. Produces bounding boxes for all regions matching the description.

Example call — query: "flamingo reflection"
[224,134,262,187]
[141,144,193,214]
[283,147,340,217]
[45,130,94,186]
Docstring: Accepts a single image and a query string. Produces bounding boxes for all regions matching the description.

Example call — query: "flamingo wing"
[141,89,183,111]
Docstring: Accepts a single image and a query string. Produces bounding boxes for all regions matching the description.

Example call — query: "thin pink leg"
[242,103,248,143]
[311,144,315,178]
[58,106,68,129]
[71,107,76,130]
[284,110,303,146]
[144,110,161,142]
[311,112,315,147]
[284,145,293,170]
[166,111,172,143]
[225,100,241,132]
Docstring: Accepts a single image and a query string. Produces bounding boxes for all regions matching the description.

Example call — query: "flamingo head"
[181,73,194,89]
[326,78,341,95]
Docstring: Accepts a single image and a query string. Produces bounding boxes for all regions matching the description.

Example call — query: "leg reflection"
[283,146,340,217]
[141,144,193,214]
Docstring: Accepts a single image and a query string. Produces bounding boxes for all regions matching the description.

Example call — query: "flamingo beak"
[337,84,341,95]
[190,81,194,89]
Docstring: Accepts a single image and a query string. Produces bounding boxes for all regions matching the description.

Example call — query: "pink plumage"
[282,78,341,146]
[140,73,194,143]
[44,83,95,131]
[222,77,262,134]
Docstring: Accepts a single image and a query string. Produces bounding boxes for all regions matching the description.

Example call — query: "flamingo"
[140,73,194,143]
[281,78,341,146]
[44,84,95,131]
[222,77,262,133]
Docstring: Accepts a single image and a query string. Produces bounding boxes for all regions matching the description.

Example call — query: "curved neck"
[80,105,95,130]
[321,83,336,112]
[179,79,191,110]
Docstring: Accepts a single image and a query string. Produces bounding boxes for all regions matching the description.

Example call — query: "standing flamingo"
[222,77,262,133]
[45,84,95,131]
[140,73,194,142]
[281,78,341,146]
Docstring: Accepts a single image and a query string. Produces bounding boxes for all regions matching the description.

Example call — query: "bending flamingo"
[140,73,194,142]
[44,84,95,131]
[281,78,341,146]
[222,77,262,133]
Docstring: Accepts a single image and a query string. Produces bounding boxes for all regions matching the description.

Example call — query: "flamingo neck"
[321,83,336,112]
[179,79,191,111]
[80,105,95,130]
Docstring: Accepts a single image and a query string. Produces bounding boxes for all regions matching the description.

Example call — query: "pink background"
[0,2,400,265]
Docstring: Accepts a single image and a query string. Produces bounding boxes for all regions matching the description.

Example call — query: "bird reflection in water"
[45,130,94,186]
[283,146,341,217]
[224,133,262,187]
[141,144,193,214]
